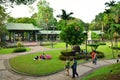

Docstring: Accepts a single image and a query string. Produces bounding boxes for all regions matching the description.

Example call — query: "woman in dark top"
[71,57,79,78]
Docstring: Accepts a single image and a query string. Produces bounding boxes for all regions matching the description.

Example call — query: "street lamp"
[51,26,55,48]
[84,31,88,61]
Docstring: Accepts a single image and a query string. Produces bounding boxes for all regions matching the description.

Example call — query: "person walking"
[65,57,70,76]
[91,50,97,65]
[71,57,79,78]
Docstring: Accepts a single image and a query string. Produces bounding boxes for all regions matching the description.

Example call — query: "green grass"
[9,50,84,75]
[81,63,120,80]
[0,47,31,54]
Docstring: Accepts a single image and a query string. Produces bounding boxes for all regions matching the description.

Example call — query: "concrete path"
[0,46,117,80]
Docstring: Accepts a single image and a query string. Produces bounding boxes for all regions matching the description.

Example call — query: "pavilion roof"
[6,23,40,31]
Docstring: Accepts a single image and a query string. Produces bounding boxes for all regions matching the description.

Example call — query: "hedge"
[13,47,26,53]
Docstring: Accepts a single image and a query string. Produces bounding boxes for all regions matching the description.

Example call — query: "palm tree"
[108,26,115,58]
[57,9,73,50]
[57,9,73,20]
[105,0,116,8]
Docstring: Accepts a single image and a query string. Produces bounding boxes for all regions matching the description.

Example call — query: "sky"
[8,0,119,23]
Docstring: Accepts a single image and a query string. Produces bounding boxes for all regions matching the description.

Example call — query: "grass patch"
[0,47,31,54]
[81,63,120,80]
[9,50,85,76]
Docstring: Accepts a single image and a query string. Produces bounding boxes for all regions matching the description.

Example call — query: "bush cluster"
[59,48,105,60]
[0,42,7,48]
[13,47,26,53]
[59,49,83,60]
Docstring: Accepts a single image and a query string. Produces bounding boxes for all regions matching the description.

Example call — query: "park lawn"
[9,50,85,76]
[81,63,120,80]
[0,47,31,54]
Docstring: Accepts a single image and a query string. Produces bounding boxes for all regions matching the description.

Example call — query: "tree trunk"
[110,35,115,58]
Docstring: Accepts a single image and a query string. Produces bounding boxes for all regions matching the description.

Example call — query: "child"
[65,57,70,76]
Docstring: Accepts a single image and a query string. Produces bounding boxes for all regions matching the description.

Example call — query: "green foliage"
[60,19,85,46]
[91,32,100,39]
[16,41,23,47]
[0,6,8,39]
[88,43,99,50]
[111,46,120,50]
[0,0,36,5]
[97,42,106,45]
[7,17,38,26]
[72,45,81,52]
[0,42,7,48]
[57,20,66,30]
[59,54,83,61]
[37,0,54,29]
[13,47,26,53]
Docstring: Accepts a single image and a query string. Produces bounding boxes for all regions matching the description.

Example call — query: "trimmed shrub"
[59,54,83,61]
[0,42,7,48]
[60,49,75,56]
[59,55,74,61]
[16,41,23,47]
[98,42,106,45]
[111,46,120,50]
[72,45,81,53]
[13,47,26,53]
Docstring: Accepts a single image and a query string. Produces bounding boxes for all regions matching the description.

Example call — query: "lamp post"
[51,26,55,48]
[84,30,88,61]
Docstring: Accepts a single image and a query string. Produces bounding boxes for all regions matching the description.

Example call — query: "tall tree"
[37,0,54,29]
[57,9,74,49]
[0,5,8,42]
[0,0,36,5]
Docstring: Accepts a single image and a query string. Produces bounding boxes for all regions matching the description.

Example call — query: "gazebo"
[6,23,40,42]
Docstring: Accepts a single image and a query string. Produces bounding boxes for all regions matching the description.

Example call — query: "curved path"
[0,46,117,80]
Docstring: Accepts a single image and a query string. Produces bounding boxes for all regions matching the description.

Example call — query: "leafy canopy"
[60,19,85,46]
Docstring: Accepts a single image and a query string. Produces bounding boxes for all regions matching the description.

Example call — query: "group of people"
[64,50,97,78]
[65,57,79,78]
[34,53,52,60]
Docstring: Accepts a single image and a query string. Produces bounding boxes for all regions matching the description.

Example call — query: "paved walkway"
[0,46,117,80]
